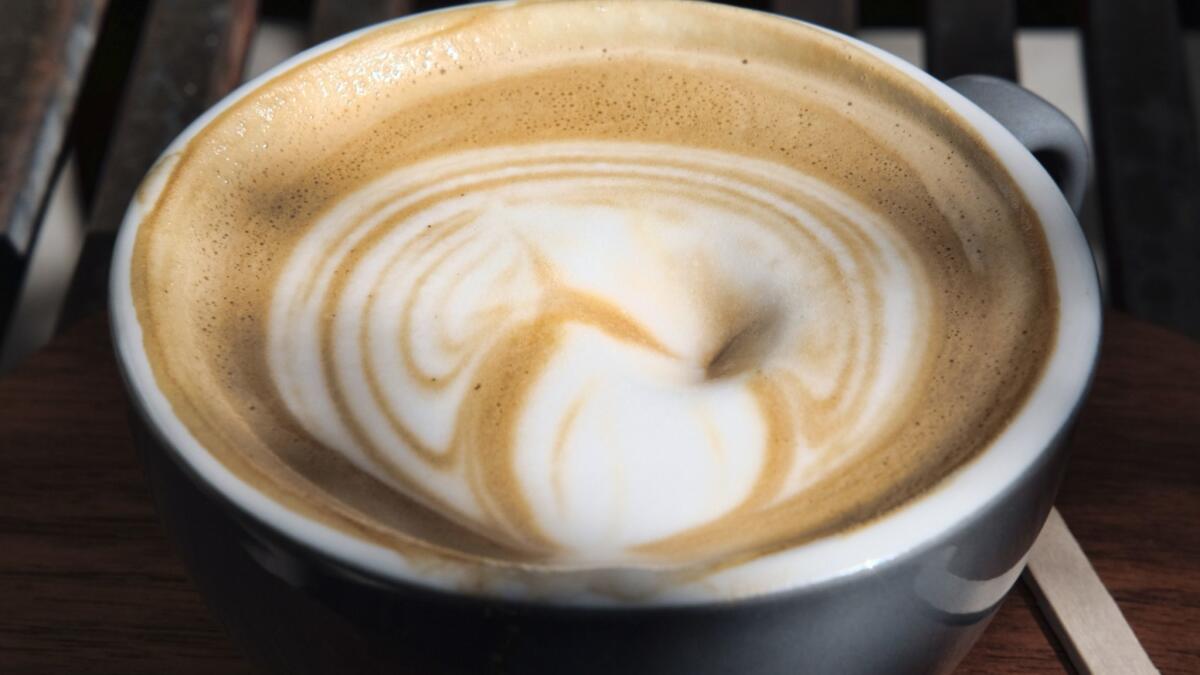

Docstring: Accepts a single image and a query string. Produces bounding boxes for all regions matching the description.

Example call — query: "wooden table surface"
[0,311,1196,674]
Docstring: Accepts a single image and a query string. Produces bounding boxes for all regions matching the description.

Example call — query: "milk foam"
[129,0,1056,575]
[268,142,928,562]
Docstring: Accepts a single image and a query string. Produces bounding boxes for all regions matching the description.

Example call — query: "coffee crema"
[130,0,1056,578]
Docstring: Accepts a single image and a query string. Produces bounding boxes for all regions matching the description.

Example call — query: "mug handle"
[946,74,1089,215]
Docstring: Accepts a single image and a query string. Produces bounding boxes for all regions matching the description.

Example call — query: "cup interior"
[109,0,1102,606]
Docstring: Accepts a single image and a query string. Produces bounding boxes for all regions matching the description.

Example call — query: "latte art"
[269,142,928,560]
[128,0,1057,583]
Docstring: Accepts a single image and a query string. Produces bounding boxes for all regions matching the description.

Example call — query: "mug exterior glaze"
[110,3,1102,673]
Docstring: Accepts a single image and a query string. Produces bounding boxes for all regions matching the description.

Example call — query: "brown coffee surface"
[129,0,1056,574]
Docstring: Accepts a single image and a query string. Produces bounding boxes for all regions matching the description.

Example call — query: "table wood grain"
[0,311,1195,673]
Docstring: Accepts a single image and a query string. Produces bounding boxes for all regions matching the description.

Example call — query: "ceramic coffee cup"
[109,4,1101,673]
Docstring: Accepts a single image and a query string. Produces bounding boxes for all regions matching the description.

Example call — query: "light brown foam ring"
[130,0,1056,570]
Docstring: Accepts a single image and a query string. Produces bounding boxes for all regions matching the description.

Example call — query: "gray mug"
[109,4,1102,673]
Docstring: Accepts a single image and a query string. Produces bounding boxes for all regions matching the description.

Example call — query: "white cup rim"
[109,0,1103,607]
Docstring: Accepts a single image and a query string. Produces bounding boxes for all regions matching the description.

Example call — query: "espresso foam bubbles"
[130,0,1056,581]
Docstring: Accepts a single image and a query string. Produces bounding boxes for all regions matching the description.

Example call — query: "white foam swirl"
[268,141,930,564]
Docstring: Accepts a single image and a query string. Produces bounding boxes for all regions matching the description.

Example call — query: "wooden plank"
[0,1,106,338]
[925,0,1017,80]
[309,0,415,45]
[71,1,153,211]
[1084,0,1200,338]
[771,0,857,33]
[1026,509,1158,675]
[58,0,258,329]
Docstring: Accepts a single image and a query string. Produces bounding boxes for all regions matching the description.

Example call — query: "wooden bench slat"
[1085,0,1200,338]
[59,0,258,329]
[309,0,415,46]
[0,1,106,337]
[925,0,1017,80]
[771,0,857,33]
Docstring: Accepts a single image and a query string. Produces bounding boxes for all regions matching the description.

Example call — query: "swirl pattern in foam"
[269,142,929,562]
[128,0,1056,579]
